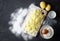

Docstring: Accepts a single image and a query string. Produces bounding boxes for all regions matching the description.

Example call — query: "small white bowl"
[48,11,56,19]
[40,25,54,39]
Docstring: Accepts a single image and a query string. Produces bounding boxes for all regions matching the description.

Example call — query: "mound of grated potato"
[22,5,47,36]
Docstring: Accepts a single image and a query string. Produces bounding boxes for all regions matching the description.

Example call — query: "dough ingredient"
[40,1,46,9]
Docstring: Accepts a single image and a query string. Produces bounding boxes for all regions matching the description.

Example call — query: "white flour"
[9,4,35,41]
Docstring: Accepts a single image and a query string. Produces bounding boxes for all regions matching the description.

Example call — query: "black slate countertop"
[0,0,60,41]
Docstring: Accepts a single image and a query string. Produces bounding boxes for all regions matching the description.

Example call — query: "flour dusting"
[9,4,36,41]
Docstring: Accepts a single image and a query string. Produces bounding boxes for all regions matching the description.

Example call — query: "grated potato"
[22,5,47,36]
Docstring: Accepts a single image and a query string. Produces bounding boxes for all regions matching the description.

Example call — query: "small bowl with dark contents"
[40,25,54,39]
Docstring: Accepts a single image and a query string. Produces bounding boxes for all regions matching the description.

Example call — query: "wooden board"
[22,5,47,37]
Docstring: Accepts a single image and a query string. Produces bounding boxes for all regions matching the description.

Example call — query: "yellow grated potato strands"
[22,8,47,36]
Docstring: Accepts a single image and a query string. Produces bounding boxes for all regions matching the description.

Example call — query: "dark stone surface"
[0,0,60,41]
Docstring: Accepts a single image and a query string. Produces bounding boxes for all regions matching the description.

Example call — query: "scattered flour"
[9,4,36,41]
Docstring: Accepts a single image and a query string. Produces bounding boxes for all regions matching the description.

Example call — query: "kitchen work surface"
[0,0,60,41]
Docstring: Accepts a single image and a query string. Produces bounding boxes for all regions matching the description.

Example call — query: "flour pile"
[9,4,36,41]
